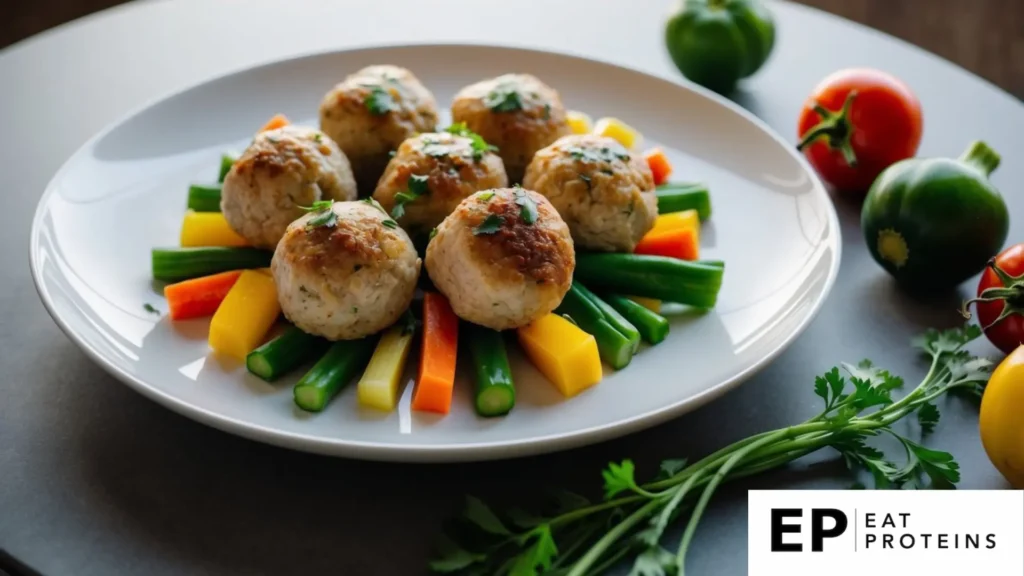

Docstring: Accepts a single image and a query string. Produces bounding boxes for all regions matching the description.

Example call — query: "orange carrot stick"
[634,227,699,260]
[258,114,290,133]
[645,148,673,186]
[163,270,243,320]
[411,293,459,414]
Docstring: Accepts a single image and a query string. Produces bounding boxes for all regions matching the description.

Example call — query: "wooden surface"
[2,0,1022,98]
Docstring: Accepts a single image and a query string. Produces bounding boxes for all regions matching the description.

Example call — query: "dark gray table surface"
[1,1,1021,574]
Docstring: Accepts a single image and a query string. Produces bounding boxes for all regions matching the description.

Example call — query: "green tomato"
[861,141,1010,291]
[664,0,775,94]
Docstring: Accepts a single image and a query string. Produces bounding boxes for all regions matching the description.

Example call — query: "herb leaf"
[511,525,558,575]
[473,214,503,236]
[918,401,940,434]
[656,459,688,481]
[364,85,398,115]
[602,459,640,500]
[484,84,523,113]
[382,219,398,229]
[628,546,677,576]
[305,209,338,230]
[514,189,538,224]
[390,174,430,219]
[143,303,160,315]
[445,122,499,160]
[429,227,438,240]
[463,496,510,536]
[428,534,485,573]
[298,200,334,213]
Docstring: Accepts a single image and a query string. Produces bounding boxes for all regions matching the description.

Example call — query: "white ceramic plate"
[30,44,839,462]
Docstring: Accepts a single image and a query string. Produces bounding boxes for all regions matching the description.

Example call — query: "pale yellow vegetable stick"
[566,110,593,135]
[518,314,602,398]
[209,270,280,360]
[180,210,248,247]
[592,117,643,150]
[357,324,416,411]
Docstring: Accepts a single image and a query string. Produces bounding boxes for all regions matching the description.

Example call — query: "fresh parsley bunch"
[430,325,993,576]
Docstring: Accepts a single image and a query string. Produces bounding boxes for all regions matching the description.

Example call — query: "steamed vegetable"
[246,325,327,382]
[797,68,922,193]
[556,284,636,369]
[664,0,775,94]
[258,113,290,133]
[151,247,272,282]
[163,270,242,321]
[627,295,662,313]
[861,141,1009,291]
[411,293,460,414]
[575,253,724,308]
[962,243,1024,354]
[604,293,671,344]
[208,269,280,360]
[466,323,516,417]
[180,210,248,247]
[357,320,417,411]
[574,283,641,355]
[656,183,711,220]
[634,225,699,260]
[566,110,593,135]
[187,184,223,212]
[644,148,673,186]
[293,337,377,412]
[517,314,602,397]
[979,345,1024,488]
[592,117,642,149]
[217,154,236,183]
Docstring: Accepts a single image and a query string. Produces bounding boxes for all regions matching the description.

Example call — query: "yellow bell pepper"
[180,210,248,247]
[566,110,593,135]
[209,270,280,360]
[593,117,642,150]
[357,324,416,411]
[979,345,1024,488]
[626,296,662,314]
[651,210,701,239]
[518,314,602,397]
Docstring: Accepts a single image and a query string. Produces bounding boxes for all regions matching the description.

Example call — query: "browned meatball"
[372,132,508,235]
[523,134,657,252]
[451,74,571,183]
[319,65,439,192]
[425,188,574,330]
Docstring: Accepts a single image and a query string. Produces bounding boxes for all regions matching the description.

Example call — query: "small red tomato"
[963,243,1024,354]
[797,68,923,193]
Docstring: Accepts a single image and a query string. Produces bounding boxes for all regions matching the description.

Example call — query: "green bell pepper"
[861,141,1010,291]
[664,0,776,94]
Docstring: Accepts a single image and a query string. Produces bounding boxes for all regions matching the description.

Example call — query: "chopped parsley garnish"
[429,227,438,240]
[143,303,160,315]
[382,219,398,229]
[445,122,499,161]
[391,174,430,219]
[542,103,551,121]
[473,214,504,235]
[579,174,592,189]
[388,149,397,158]
[361,197,391,217]
[477,191,495,202]
[400,309,419,336]
[421,137,454,159]
[514,188,538,224]
[312,132,323,143]
[364,85,398,116]
[352,307,359,314]
[299,200,337,230]
[567,144,630,164]
[484,84,523,113]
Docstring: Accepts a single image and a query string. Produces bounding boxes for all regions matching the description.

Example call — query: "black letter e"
[771,508,802,552]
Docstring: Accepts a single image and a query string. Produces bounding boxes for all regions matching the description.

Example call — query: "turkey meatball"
[271,200,421,340]
[372,132,508,235]
[451,74,571,184]
[425,188,574,331]
[220,125,357,249]
[319,65,439,191]
[523,134,657,252]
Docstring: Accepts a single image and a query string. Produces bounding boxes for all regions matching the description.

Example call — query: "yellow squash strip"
[627,296,662,314]
[518,314,602,398]
[357,324,416,411]
[209,270,280,360]
[593,117,642,150]
[180,210,249,247]
[650,209,700,237]
[566,110,593,135]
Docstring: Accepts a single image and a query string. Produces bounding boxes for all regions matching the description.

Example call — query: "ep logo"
[770,508,848,552]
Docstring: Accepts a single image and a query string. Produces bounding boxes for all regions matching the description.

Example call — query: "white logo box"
[748,490,1024,576]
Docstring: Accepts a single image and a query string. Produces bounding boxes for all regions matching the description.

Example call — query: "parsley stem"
[566,499,662,576]
[549,496,645,528]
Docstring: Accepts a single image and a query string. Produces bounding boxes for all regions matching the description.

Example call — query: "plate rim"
[28,41,842,462]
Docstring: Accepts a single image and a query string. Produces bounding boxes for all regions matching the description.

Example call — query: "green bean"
[246,326,327,382]
[293,337,377,412]
[465,324,516,417]
[151,247,273,283]
[574,253,724,308]
[187,184,222,212]
[604,294,670,344]
[656,183,711,220]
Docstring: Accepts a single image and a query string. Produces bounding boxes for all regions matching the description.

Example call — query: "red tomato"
[797,68,923,193]
[967,243,1024,354]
